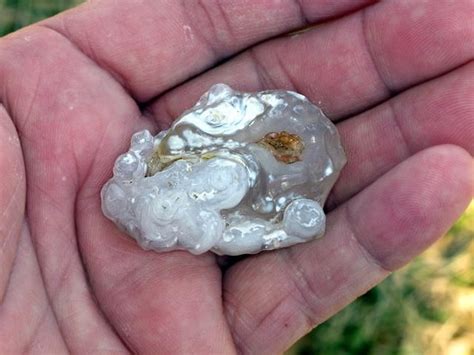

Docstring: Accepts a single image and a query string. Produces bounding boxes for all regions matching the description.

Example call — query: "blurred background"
[1,1,473,354]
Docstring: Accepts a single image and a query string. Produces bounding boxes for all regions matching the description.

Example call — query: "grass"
[1,2,473,354]
[0,0,81,36]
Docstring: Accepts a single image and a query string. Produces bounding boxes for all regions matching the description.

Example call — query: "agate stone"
[101,84,346,255]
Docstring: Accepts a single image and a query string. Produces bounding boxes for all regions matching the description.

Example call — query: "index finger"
[42,0,375,101]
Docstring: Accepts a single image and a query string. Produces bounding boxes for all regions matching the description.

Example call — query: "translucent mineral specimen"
[101,84,346,255]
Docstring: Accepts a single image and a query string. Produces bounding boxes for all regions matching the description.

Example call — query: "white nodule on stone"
[283,199,325,239]
[101,84,346,255]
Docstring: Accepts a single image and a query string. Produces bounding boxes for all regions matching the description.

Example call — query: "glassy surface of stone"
[101,84,346,255]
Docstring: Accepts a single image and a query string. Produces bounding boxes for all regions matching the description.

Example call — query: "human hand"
[0,0,472,353]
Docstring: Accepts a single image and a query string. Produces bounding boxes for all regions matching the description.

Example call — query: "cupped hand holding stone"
[0,1,472,353]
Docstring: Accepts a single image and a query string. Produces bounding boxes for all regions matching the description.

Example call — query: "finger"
[41,0,376,101]
[150,0,473,124]
[223,145,474,354]
[0,104,25,301]
[329,61,474,208]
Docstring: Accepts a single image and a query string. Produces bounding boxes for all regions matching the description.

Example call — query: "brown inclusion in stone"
[258,131,304,164]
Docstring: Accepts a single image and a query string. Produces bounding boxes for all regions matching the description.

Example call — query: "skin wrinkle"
[0,225,68,353]
[342,203,391,273]
[32,25,144,190]
[275,52,300,93]
[222,261,261,351]
[39,21,135,102]
[293,0,310,25]
[0,202,20,306]
[223,255,316,353]
[0,104,24,303]
[190,0,234,58]
[247,48,279,90]
[21,294,59,354]
[0,182,22,233]
[223,291,255,355]
[360,8,394,94]
[282,250,322,331]
[107,255,218,300]
[41,20,132,97]
[74,120,114,195]
[280,247,326,328]
[246,295,292,348]
[326,97,412,209]
[16,66,42,134]
[385,97,413,156]
[42,193,129,352]
[25,189,95,353]
[0,192,22,293]
[103,261,158,298]
[75,115,158,202]
[70,121,118,345]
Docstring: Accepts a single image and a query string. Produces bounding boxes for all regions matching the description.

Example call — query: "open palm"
[0,0,472,353]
